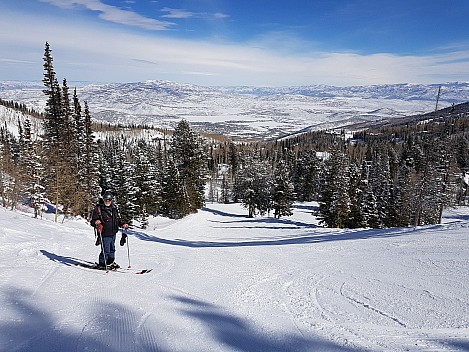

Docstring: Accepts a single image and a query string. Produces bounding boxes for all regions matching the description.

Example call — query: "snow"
[2,81,468,139]
[0,202,468,351]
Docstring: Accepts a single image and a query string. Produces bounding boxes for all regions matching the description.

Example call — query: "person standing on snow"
[91,191,129,269]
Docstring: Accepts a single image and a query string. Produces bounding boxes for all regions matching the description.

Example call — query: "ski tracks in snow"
[74,288,161,352]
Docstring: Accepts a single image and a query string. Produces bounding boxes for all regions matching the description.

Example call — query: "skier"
[91,191,129,269]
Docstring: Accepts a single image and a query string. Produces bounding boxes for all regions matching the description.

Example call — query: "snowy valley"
[1,81,468,139]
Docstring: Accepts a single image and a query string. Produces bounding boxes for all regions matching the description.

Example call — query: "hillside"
[0,202,468,351]
[342,101,469,132]
[1,81,468,139]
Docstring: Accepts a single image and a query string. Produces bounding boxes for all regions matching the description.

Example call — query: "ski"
[114,268,153,274]
[75,263,152,274]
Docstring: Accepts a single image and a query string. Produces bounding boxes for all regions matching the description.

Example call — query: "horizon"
[1,79,468,90]
[1,0,469,87]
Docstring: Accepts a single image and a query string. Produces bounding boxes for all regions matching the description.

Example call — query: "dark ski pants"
[99,235,116,265]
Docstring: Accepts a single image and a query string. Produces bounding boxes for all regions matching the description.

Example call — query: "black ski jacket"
[91,201,124,237]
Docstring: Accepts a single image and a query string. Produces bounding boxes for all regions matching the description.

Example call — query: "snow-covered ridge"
[0,105,43,137]
[1,81,468,139]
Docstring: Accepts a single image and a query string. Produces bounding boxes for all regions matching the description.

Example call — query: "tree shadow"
[0,286,163,352]
[39,249,93,267]
[169,294,364,352]
[0,286,364,352]
[202,207,247,218]
[127,225,423,248]
[203,203,319,218]
[442,339,469,351]
[209,216,319,230]
[292,203,319,212]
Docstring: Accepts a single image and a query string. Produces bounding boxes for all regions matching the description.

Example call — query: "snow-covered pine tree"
[218,164,232,204]
[133,139,162,219]
[318,146,351,228]
[18,118,44,217]
[294,150,321,202]
[59,78,84,218]
[417,139,459,224]
[41,42,72,221]
[234,155,273,218]
[81,101,100,217]
[42,42,63,151]
[369,147,391,228]
[272,159,294,218]
[0,128,20,209]
[114,156,139,225]
[160,158,191,219]
[97,137,137,224]
[170,120,207,213]
[347,161,368,228]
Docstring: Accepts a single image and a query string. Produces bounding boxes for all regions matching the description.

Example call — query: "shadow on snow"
[0,286,366,352]
[0,286,161,352]
[169,294,364,352]
[127,204,454,248]
[128,227,421,248]
[39,250,93,267]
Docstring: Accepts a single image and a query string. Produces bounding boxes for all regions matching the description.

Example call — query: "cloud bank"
[0,3,468,86]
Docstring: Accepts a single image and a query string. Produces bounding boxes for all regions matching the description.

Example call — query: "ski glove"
[95,222,103,234]
[120,233,127,246]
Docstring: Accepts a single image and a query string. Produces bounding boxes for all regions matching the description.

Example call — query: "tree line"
[0,42,468,228]
[0,98,44,119]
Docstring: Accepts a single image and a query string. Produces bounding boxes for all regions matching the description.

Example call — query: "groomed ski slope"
[0,202,468,352]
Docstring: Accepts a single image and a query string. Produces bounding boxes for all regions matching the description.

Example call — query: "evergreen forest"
[1,42,469,229]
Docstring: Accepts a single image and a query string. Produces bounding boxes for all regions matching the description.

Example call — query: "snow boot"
[96,263,107,270]
[106,257,120,269]
[109,262,120,270]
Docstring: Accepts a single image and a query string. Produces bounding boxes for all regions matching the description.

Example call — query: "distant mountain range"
[1,80,468,139]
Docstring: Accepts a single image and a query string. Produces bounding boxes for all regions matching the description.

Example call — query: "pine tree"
[234,155,273,217]
[318,147,351,228]
[134,139,162,218]
[218,164,232,204]
[42,42,63,150]
[0,128,20,209]
[394,155,416,226]
[59,78,82,217]
[293,151,321,201]
[18,119,44,217]
[170,120,207,213]
[160,158,190,219]
[368,147,390,227]
[272,160,294,218]
[114,157,139,225]
[81,101,100,216]
[347,161,367,228]
[41,42,69,221]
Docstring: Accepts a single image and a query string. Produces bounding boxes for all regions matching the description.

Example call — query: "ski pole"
[126,236,131,268]
[98,226,108,271]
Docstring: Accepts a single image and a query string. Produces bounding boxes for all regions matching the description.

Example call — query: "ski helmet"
[102,191,114,200]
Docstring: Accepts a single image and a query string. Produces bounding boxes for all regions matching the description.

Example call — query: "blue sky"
[1,0,469,86]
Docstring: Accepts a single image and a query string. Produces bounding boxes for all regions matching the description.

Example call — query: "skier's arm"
[90,206,101,227]
[115,208,129,229]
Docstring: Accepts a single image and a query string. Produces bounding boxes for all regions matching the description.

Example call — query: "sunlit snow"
[0,202,468,351]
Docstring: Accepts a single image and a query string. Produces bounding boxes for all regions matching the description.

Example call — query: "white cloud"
[213,13,230,20]
[41,0,175,30]
[0,58,37,65]
[160,7,194,19]
[0,8,468,86]
[160,7,230,21]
